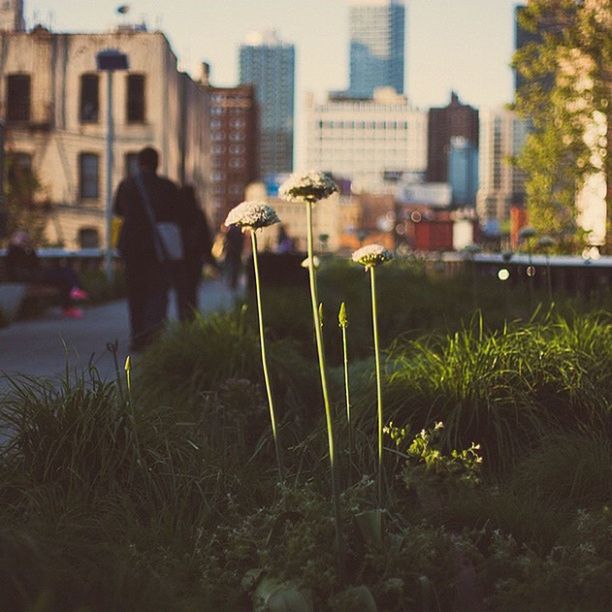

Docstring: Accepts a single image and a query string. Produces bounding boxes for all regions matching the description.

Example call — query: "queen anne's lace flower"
[225,201,280,230]
[352,244,392,268]
[279,171,338,203]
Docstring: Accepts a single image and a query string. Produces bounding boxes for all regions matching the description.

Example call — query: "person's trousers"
[124,260,169,349]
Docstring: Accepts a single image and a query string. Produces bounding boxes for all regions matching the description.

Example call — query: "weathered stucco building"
[0,10,210,247]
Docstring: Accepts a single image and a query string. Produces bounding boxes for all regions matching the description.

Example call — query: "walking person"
[113,146,181,351]
[174,184,215,321]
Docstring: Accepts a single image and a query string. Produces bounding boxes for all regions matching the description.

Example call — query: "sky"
[28,0,520,110]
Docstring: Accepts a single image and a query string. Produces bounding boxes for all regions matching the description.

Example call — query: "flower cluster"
[279,171,338,204]
[225,201,280,230]
[352,244,393,268]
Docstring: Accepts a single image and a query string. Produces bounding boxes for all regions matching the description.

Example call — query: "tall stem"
[546,254,553,303]
[306,201,343,576]
[342,323,352,478]
[251,230,284,482]
[370,266,383,506]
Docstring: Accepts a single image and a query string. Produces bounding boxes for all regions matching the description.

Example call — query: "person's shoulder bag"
[134,173,184,262]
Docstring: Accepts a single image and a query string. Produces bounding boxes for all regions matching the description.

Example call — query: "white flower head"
[279,171,338,204]
[352,244,393,268]
[301,256,320,269]
[224,201,280,230]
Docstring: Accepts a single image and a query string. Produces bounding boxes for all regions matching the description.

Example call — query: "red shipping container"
[414,220,454,251]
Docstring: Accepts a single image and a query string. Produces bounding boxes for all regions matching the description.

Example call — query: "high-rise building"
[239,31,295,178]
[477,108,529,228]
[448,136,479,207]
[203,65,258,227]
[305,88,427,192]
[514,4,558,95]
[347,0,405,98]
[426,91,479,184]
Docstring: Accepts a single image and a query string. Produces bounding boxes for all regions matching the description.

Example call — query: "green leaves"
[252,576,313,612]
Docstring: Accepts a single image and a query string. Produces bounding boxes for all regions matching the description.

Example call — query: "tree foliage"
[512,0,611,251]
[2,153,47,244]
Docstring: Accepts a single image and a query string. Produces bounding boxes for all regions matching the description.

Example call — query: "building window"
[79,153,99,199]
[125,152,139,176]
[79,74,99,123]
[6,74,31,121]
[78,227,100,248]
[7,152,33,184]
[126,74,146,123]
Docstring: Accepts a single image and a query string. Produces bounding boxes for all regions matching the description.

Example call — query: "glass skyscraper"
[239,31,295,177]
[348,0,405,98]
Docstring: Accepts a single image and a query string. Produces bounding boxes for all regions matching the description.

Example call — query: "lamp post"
[96,49,129,280]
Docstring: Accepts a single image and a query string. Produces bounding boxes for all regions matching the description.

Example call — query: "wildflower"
[301,255,320,269]
[279,171,338,204]
[352,244,393,269]
[224,201,280,230]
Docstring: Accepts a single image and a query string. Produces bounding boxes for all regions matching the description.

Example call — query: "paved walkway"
[0,279,238,390]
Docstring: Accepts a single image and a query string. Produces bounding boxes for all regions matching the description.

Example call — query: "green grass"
[376,312,611,468]
[0,262,610,611]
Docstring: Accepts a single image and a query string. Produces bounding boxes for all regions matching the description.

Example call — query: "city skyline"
[27,0,519,111]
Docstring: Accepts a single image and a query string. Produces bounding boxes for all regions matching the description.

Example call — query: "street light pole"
[96,49,129,281]
[104,70,115,280]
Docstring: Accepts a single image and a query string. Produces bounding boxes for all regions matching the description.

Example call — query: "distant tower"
[426,92,479,183]
[0,0,25,32]
[239,30,295,178]
[348,0,405,98]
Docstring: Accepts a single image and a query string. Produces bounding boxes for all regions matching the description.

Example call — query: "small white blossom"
[301,256,320,269]
[352,244,393,268]
[224,201,280,230]
[279,171,338,204]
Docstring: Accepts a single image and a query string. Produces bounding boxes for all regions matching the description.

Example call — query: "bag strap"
[134,172,167,262]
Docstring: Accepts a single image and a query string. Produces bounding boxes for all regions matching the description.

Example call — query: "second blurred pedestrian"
[175,185,215,320]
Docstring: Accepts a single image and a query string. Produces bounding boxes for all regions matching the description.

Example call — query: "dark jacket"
[5,244,40,282]
[113,170,180,263]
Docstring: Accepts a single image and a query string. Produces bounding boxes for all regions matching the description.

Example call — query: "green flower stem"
[370,266,384,506]
[251,229,284,482]
[341,320,352,477]
[546,254,553,302]
[306,200,344,576]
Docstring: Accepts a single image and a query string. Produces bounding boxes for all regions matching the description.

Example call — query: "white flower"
[301,256,320,269]
[352,244,393,268]
[224,201,280,230]
[279,171,338,204]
